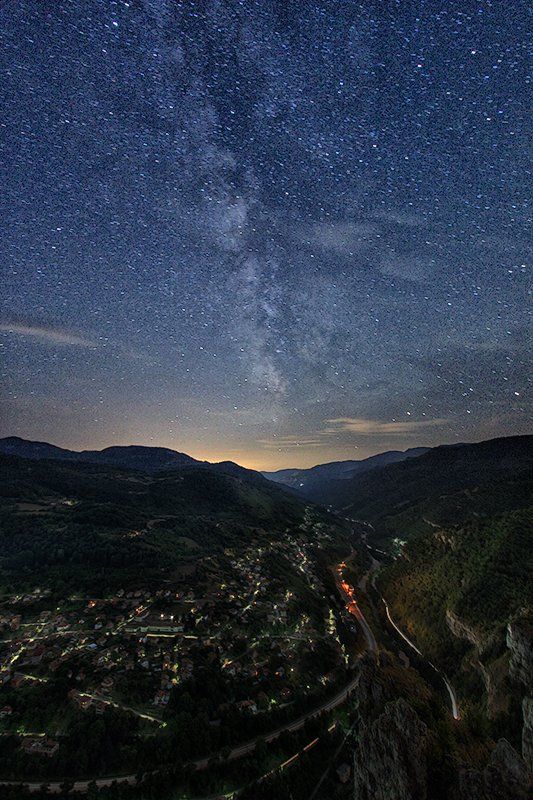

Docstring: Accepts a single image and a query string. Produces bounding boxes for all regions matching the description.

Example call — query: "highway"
[335,562,378,654]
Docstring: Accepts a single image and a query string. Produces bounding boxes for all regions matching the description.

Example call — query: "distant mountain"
[82,444,199,472]
[262,447,430,500]
[0,436,82,462]
[0,436,279,491]
[0,436,200,472]
[321,435,533,539]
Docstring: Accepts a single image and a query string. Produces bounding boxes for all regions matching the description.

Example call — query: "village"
[0,523,356,763]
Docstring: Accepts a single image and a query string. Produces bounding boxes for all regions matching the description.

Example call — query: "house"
[21,737,59,758]
[153,690,170,707]
[181,658,194,678]
[69,690,93,712]
[236,699,257,714]
[100,676,114,693]
[21,643,45,666]
[11,673,28,689]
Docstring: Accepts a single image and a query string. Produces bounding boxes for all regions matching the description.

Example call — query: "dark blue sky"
[1,1,530,468]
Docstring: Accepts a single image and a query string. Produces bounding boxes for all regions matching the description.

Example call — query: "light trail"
[383,601,423,656]
[381,598,460,720]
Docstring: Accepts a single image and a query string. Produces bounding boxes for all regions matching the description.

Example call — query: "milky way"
[1,1,530,468]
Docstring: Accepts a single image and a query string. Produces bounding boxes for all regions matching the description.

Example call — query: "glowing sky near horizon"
[0,1,530,470]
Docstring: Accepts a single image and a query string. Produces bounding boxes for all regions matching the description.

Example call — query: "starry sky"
[0,1,531,470]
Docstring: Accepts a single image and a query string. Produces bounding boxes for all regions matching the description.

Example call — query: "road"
[335,561,378,654]
[355,526,460,721]
[0,656,365,794]
[193,668,362,769]
[74,691,165,726]
[381,597,460,720]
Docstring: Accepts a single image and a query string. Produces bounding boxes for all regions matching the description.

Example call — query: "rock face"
[445,608,483,648]
[350,659,532,800]
[352,698,432,800]
[522,697,533,772]
[458,739,532,800]
[506,616,533,769]
[507,617,533,689]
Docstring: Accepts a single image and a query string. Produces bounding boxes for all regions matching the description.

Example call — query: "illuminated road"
[381,597,460,720]
[74,692,165,726]
[191,670,362,768]
[336,562,378,654]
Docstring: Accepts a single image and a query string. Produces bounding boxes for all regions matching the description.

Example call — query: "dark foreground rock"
[352,698,433,800]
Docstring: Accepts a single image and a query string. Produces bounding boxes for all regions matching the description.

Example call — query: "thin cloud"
[258,436,324,450]
[257,416,448,453]
[325,417,447,435]
[369,209,426,227]
[0,321,98,348]
[300,221,378,256]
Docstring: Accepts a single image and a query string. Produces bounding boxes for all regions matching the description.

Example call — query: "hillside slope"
[381,509,533,661]
[262,447,429,498]
[314,435,532,537]
[364,437,533,764]
[0,453,331,592]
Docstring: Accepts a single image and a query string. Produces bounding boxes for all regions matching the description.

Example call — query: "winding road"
[356,524,460,721]
[381,597,460,720]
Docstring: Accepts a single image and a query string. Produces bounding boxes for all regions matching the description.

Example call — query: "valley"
[0,436,531,799]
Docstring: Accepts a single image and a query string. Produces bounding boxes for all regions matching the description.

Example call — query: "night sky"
[1,1,530,470]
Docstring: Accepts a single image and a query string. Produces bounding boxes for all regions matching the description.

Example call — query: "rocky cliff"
[445,608,484,648]
[507,617,533,689]
[457,738,531,800]
[351,694,531,800]
[352,698,433,800]
[350,653,532,800]
[507,615,533,770]
[522,697,533,773]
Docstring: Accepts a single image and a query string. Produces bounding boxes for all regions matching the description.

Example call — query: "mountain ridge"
[0,449,336,593]
[0,436,200,472]
[262,446,430,498]
[0,437,273,486]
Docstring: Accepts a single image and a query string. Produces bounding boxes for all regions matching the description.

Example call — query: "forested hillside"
[0,454,332,593]
[324,435,532,542]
